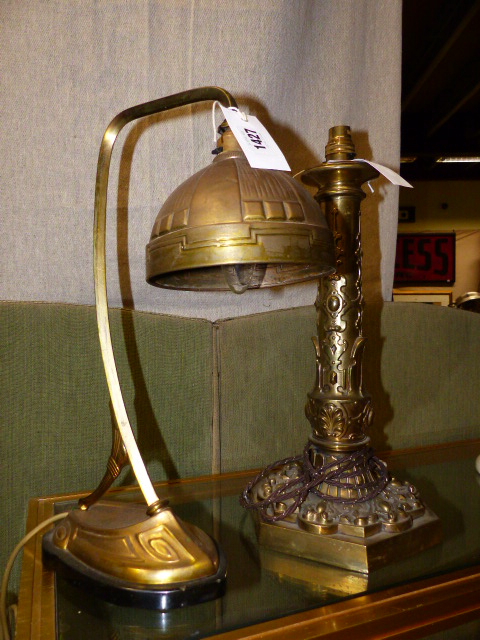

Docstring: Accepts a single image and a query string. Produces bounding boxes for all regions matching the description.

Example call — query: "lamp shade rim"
[146,148,335,291]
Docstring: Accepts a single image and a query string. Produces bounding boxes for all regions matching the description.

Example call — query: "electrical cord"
[0,512,69,640]
[241,445,388,522]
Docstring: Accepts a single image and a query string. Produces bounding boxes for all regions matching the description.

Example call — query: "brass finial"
[325,125,356,161]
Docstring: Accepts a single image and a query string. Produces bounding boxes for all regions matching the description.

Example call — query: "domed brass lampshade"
[146,131,335,292]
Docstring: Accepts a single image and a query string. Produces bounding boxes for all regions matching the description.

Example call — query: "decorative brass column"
[242,126,442,573]
[304,126,376,459]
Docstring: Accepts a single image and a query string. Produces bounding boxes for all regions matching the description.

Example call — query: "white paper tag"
[356,159,413,188]
[218,105,291,171]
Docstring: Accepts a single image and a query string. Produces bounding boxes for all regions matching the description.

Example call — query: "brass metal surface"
[246,452,442,572]
[46,503,220,585]
[79,423,128,510]
[453,291,480,312]
[146,130,335,291]
[302,131,379,452]
[91,87,238,511]
[49,88,242,602]
[259,546,370,597]
[258,509,441,574]
[243,126,442,572]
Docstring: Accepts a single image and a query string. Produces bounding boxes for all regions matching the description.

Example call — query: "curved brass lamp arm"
[92,87,238,509]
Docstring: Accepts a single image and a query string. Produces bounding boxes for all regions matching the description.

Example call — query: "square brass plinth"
[257,508,442,574]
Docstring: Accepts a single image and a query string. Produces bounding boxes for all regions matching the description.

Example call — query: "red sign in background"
[394,233,456,284]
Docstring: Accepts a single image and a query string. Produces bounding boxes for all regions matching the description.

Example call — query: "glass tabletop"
[50,444,480,640]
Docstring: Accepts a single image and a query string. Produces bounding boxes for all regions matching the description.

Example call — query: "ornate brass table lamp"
[241,126,442,573]
[43,87,336,608]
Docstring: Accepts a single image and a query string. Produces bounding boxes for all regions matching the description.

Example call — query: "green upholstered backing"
[367,302,480,450]
[216,307,318,473]
[0,301,213,585]
[216,302,480,471]
[2,299,480,592]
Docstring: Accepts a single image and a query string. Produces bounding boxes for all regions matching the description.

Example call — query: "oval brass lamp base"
[42,502,226,610]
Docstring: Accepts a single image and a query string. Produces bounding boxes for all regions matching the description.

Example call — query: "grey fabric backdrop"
[2,0,402,320]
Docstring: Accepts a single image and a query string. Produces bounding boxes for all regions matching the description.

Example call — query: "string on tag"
[211,101,221,144]
[234,107,249,121]
[212,102,248,143]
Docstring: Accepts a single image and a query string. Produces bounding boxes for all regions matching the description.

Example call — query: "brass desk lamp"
[42,87,336,609]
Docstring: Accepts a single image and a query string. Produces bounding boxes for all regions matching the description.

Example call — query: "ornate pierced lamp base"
[257,505,441,574]
[244,453,442,573]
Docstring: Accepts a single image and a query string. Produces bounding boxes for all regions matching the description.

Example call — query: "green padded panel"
[0,301,213,587]
[217,302,480,472]
[368,302,480,450]
[216,306,318,473]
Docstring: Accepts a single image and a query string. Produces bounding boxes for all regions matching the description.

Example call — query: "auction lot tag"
[357,159,413,188]
[218,105,291,171]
